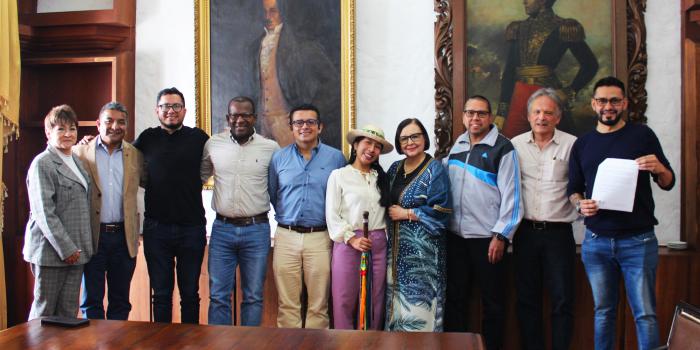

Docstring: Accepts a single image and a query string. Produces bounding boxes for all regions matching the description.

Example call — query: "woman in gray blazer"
[23,105,93,320]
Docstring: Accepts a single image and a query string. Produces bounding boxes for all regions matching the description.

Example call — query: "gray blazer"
[23,146,94,266]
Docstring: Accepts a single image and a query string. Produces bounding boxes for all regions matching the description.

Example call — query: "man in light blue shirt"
[268,103,346,328]
[74,101,144,320]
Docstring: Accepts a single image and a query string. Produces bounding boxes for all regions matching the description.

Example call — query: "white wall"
[134,0,196,134]
[645,0,681,244]
[132,0,680,242]
[355,0,436,169]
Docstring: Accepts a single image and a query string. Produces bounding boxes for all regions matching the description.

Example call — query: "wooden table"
[0,319,484,349]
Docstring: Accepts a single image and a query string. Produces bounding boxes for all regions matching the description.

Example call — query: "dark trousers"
[513,221,575,350]
[445,234,507,350]
[143,218,206,324]
[80,227,137,320]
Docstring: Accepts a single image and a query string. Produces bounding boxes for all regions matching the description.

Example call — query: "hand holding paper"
[591,158,638,212]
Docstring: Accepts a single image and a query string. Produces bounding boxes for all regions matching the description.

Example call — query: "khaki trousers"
[273,227,331,328]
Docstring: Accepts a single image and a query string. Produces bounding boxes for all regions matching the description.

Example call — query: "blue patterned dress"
[384,156,452,332]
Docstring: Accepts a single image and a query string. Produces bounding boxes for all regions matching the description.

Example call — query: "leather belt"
[100,222,124,233]
[216,213,268,226]
[522,219,571,231]
[278,224,327,234]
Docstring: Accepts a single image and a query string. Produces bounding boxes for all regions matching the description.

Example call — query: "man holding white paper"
[567,76,674,350]
[590,158,639,212]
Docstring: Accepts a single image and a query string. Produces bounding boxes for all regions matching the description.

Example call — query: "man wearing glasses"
[200,96,279,326]
[568,76,675,350]
[268,104,346,328]
[444,95,523,350]
[133,87,210,324]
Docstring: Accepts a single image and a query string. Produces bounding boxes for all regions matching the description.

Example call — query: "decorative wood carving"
[434,0,649,156]
[626,0,648,123]
[434,0,453,160]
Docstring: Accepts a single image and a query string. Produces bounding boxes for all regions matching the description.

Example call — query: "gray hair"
[527,88,563,117]
[99,101,129,121]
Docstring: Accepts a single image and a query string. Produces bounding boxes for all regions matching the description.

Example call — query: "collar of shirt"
[230,132,255,146]
[96,135,124,153]
[526,128,562,146]
[347,165,378,178]
[264,23,284,36]
[292,139,322,159]
[459,124,499,147]
[158,125,184,135]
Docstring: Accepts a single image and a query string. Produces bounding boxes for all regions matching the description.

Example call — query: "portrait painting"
[196,0,355,151]
[433,0,646,158]
[466,0,618,138]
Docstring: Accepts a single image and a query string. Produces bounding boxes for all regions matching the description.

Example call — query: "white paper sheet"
[591,158,638,212]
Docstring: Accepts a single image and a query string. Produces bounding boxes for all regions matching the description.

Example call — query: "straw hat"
[346,124,394,154]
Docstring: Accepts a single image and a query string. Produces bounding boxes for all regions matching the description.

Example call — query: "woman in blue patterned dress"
[384,118,451,332]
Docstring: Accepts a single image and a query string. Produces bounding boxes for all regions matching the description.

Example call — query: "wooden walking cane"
[357,211,372,330]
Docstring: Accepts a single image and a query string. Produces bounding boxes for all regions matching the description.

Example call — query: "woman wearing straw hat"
[326,124,393,330]
[384,118,451,332]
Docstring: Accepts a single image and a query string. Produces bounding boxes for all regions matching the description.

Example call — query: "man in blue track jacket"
[444,95,523,350]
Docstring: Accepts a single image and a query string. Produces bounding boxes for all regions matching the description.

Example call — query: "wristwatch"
[494,233,507,242]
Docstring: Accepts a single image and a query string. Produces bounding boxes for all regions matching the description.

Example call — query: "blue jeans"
[581,229,659,350]
[142,218,206,324]
[207,219,270,326]
[80,227,137,320]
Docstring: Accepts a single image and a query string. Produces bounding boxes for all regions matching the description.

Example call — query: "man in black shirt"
[567,77,674,350]
[133,87,209,324]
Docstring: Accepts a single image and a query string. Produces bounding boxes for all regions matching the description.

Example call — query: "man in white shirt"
[200,96,279,326]
[510,88,578,350]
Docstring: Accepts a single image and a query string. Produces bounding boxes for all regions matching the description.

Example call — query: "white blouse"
[325,164,387,244]
[59,151,88,189]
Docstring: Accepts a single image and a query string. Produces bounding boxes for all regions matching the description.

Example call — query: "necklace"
[402,154,426,178]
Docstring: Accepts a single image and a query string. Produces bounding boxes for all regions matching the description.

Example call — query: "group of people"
[24,76,673,350]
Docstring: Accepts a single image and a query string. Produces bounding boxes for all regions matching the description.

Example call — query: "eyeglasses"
[158,103,184,112]
[594,98,624,107]
[228,113,255,120]
[399,133,423,145]
[290,119,320,127]
[464,110,490,119]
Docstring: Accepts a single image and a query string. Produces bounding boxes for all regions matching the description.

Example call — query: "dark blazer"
[23,145,93,266]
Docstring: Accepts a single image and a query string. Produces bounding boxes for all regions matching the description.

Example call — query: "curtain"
[0,0,21,330]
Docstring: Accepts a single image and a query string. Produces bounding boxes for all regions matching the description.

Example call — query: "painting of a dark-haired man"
[248,0,340,147]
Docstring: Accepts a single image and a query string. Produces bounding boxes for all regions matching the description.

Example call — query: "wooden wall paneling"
[682,2,700,249]
[127,240,150,321]
[4,0,136,327]
[570,257,595,350]
[448,0,465,143]
[115,51,135,140]
[1,136,31,326]
[689,254,700,307]
[17,0,36,15]
[18,0,134,27]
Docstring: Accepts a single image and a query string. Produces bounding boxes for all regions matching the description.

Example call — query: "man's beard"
[597,110,623,126]
[162,122,182,130]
